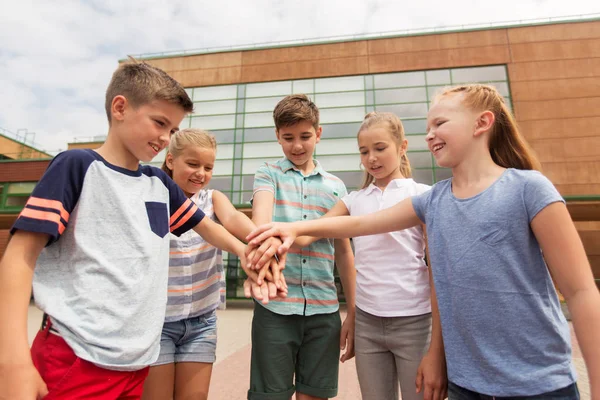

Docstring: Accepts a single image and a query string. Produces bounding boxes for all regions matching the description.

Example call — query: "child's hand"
[242,277,287,305]
[415,348,447,400]
[340,312,355,363]
[0,361,48,400]
[247,237,285,271]
[246,222,297,256]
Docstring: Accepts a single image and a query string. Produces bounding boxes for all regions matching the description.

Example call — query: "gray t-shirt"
[412,168,576,396]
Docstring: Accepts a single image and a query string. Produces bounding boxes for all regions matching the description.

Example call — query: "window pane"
[413,169,434,185]
[8,182,36,194]
[245,112,274,128]
[5,196,28,207]
[216,144,234,160]
[316,154,361,172]
[406,134,429,151]
[208,176,232,191]
[487,82,510,98]
[322,123,362,138]
[375,87,427,104]
[192,100,237,116]
[375,103,428,119]
[334,171,364,190]
[451,66,507,84]
[243,142,284,158]
[293,79,314,94]
[211,130,235,144]
[317,138,357,155]
[435,168,453,182]
[245,96,283,113]
[374,71,425,89]
[402,119,427,135]
[426,70,451,86]
[246,81,292,98]
[407,151,433,169]
[191,115,235,130]
[242,175,256,191]
[427,85,447,101]
[214,159,233,176]
[315,76,364,93]
[316,92,365,108]
[244,127,275,142]
[241,191,254,204]
[193,85,237,101]
[242,157,281,175]
[320,107,365,124]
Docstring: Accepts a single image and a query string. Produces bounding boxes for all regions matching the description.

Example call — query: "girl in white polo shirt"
[334,112,446,400]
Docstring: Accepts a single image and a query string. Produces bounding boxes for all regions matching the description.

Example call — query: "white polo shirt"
[341,179,431,317]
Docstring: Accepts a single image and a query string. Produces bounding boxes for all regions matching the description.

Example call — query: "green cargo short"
[247,302,341,400]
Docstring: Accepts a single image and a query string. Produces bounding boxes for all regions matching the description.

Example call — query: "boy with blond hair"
[0,61,274,399]
[247,94,356,400]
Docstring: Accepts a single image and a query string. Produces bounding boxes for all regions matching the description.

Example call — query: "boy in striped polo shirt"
[248,94,356,400]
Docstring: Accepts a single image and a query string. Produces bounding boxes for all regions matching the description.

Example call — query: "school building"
[1,17,599,296]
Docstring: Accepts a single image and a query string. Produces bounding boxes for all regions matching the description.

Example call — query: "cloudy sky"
[1,0,598,153]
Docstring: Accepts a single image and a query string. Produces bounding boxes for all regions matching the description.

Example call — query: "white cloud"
[0,0,598,152]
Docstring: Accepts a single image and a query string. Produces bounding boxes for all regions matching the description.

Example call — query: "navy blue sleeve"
[143,166,205,236]
[11,150,94,245]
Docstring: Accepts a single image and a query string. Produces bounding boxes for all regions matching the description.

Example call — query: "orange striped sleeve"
[19,208,67,235]
[170,204,199,232]
[169,199,192,226]
[26,197,70,223]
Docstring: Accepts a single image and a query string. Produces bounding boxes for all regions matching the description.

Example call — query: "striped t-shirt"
[165,189,226,322]
[253,158,347,316]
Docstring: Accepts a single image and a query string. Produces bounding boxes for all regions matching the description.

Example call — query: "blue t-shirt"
[412,168,576,396]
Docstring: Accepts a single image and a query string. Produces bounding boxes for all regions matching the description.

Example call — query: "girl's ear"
[474,110,495,137]
[165,153,174,171]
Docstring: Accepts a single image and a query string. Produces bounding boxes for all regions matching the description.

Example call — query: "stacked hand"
[243,237,288,304]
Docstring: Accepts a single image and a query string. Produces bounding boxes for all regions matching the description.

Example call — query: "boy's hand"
[246,237,287,273]
[246,223,297,255]
[415,348,447,400]
[340,312,355,363]
[243,276,287,305]
[0,361,48,400]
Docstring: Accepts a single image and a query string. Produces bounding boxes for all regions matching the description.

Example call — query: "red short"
[30,319,149,400]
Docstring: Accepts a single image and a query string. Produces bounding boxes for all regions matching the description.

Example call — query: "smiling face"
[166,145,216,197]
[358,125,406,188]
[276,120,322,172]
[113,98,187,164]
[426,93,480,169]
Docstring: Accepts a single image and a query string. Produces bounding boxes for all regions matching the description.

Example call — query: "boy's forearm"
[194,219,245,256]
[335,240,356,314]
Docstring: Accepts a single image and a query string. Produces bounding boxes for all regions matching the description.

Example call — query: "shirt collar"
[364,178,414,195]
[281,157,324,177]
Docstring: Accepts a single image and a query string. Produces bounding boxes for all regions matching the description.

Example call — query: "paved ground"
[28,301,589,399]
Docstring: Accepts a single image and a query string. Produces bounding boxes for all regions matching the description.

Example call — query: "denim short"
[153,310,218,365]
[448,382,579,400]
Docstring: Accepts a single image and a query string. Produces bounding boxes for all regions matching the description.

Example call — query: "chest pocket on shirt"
[145,202,169,238]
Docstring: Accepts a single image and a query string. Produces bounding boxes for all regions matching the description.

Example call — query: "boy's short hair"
[105,59,194,124]
[273,94,320,131]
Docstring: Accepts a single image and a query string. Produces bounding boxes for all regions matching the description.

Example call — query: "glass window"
[406,134,429,151]
[245,112,275,128]
[333,171,364,190]
[208,176,232,192]
[426,69,451,86]
[407,151,433,169]
[317,138,358,155]
[216,144,234,160]
[242,175,256,191]
[413,169,434,185]
[375,103,428,119]
[192,100,237,116]
[375,87,427,104]
[242,157,281,175]
[320,107,365,124]
[487,82,510,98]
[243,142,284,158]
[244,127,276,142]
[212,130,236,144]
[315,92,365,108]
[241,191,254,204]
[8,182,36,194]
[427,85,447,101]
[192,85,237,101]
[214,159,233,176]
[435,168,453,181]
[374,71,425,89]
[316,154,361,172]
[5,196,28,208]
[402,119,427,135]
[451,66,507,84]
[293,79,314,94]
[190,115,235,130]
[315,76,364,93]
[245,96,284,113]
[246,81,292,98]
[321,123,362,139]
